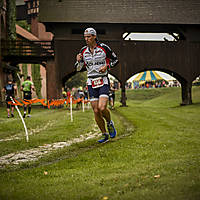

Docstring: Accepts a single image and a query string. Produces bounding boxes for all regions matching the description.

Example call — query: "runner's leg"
[11,105,14,117]
[7,108,10,117]
[99,96,117,138]
[28,105,31,114]
[6,101,10,117]
[90,100,107,133]
[99,96,111,123]
[24,105,27,113]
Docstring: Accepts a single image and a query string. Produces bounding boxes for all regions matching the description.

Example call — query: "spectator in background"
[73,88,81,109]
[62,89,67,98]
[83,86,89,100]
[78,87,84,99]
[66,88,71,100]
[109,83,116,110]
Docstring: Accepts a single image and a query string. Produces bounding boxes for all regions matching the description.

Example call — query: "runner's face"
[84,34,96,46]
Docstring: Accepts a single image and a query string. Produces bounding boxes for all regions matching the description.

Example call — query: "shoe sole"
[98,140,109,144]
[98,139,109,144]
[110,134,116,138]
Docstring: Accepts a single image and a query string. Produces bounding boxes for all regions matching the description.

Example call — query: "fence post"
[70,95,73,122]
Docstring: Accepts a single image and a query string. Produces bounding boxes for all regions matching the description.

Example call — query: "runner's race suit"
[75,41,119,86]
[4,83,15,108]
[22,80,34,100]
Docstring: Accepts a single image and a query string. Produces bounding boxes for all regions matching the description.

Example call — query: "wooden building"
[39,0,200,105]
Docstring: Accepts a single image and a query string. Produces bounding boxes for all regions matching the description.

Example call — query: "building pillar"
[120,81,127,106]
[46,58,62,100]
[31,16,39,38]
[120,59,127,107]
[181,81,192,105]
[119,40,127,107]
[0,66,3,104]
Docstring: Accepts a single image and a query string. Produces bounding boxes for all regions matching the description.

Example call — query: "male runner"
[21,76,35,118]
[75,27,119,143]
[2,79,18,118]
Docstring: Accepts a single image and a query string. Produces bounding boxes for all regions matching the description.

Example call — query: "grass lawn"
[0,87,200,200]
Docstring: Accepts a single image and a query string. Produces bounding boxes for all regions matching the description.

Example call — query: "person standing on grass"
[75,27,119,143]
[2,79,18,118]
[21,76,35,118]
[109,83,116,110]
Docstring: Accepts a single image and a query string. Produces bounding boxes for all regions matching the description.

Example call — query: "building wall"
[31,17,53,40]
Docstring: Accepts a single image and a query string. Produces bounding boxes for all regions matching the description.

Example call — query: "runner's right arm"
[75,46,87,71]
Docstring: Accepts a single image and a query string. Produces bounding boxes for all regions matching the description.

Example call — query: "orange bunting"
[7,98,90,109]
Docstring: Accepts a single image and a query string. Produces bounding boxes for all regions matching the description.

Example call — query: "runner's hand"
[99,65,107,73]
[76,53,83,62]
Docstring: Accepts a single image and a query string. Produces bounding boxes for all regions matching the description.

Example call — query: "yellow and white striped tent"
[133,70,164,82]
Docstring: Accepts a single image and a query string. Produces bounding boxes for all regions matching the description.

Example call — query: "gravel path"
[0,130,99,167]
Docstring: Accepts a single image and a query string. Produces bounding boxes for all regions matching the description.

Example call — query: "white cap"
[84,28,97,36]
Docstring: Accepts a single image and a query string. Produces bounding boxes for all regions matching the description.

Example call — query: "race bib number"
[92,77,104,88]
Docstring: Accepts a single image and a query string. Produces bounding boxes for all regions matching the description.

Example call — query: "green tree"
[22,63,28,78]
[31,64,42,98]
[65,72,87,89]
[16,20,31,32]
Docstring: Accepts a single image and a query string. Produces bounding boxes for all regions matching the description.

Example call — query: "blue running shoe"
[107,120,117,138]
[98,133,109,143]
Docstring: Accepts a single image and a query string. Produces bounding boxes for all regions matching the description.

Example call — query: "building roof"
[39,0,200,24]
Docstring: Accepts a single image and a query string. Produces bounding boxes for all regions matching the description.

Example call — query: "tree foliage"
[32,64,42,98]
[65,72,87,89]
[16,20,31,32]
[22,63,28,79]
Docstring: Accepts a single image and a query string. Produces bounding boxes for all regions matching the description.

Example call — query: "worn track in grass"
[0,110,135,171]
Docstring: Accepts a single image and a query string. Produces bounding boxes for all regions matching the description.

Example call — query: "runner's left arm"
[102,44,119,70]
